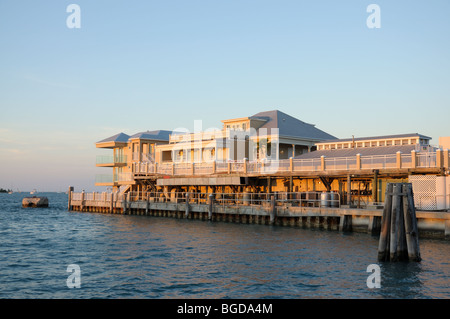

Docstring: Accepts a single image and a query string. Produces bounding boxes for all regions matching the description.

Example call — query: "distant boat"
[30,189,38,195]
[8,191,13,194]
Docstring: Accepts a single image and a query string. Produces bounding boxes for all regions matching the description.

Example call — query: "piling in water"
[377,183,421,262]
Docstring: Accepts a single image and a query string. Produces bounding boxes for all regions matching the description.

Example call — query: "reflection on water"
[0,193,449,298]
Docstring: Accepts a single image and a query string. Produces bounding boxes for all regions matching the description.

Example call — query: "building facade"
[94,111,449,210]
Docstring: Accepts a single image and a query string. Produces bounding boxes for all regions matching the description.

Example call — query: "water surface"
[0,193,449,299]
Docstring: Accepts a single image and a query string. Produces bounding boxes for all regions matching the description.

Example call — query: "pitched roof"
[249,110,337,141]
[96,132,130,144]
[128,130,173,141]
[318,133,432,144]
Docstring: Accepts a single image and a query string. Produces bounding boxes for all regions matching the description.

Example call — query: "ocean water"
[0,192,449,299]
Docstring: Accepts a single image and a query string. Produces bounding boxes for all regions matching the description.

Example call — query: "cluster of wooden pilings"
[377,183,421,262]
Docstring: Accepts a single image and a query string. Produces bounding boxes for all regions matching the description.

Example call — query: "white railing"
[325,156,357,171]
[75,191,341,208]
[292,158,322,172]
[360,154,396,169]
[174,163,192,175]
[127,152,439,177]
[417,152,436,168]
[194,163,214,175]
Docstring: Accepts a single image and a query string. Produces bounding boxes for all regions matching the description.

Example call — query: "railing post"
[172,163,175,176]
[356,153,361,170]
[444,149,449,169]
[192,163,195,175]
[321,155,326,171]
[436,149,443,168]
[396,151,402,169]
[67,186,74,211]
[227,162,231,174]
[244,158,248,174]
[212,160,216,174]
[289,157,293,172]
[411,150,417,168]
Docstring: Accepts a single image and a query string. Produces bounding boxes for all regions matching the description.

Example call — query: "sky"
[1,0,449,192]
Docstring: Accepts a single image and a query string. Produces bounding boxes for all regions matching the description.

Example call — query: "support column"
[289,176,293,195]
[347,175,352,206]
[208,194,214,220]
[373,170,379,203]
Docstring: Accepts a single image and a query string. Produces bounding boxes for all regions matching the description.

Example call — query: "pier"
[68,189,450,240]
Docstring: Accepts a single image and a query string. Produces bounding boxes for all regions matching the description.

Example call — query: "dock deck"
[68,190,450,240]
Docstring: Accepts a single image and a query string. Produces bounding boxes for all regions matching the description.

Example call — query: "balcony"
[95,174,114,186]
[96,155,127,167]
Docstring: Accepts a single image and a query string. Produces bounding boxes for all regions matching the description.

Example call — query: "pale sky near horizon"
[1,1,449,192]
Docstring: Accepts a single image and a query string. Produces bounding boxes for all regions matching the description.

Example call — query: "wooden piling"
[208,194,213,220]
[378,183,393,261]
[389,184,401,261]
[185,192,190,218]
[378,183,421,262]
[269,195,276,224]
[67,186,74,211]
[402,183,421,261]
[110,192,114,213]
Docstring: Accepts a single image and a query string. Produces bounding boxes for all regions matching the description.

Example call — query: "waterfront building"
[95,110,336,190]
[93,110,449,211]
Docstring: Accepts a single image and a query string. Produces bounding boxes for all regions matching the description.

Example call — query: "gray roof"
[295,144,424,159]
[319,133,432,144]
[129,130,173,141]
[96,132,130,144]
[250,110,337,141]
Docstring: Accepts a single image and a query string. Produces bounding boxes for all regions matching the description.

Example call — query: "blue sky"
[1,0,449,192]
